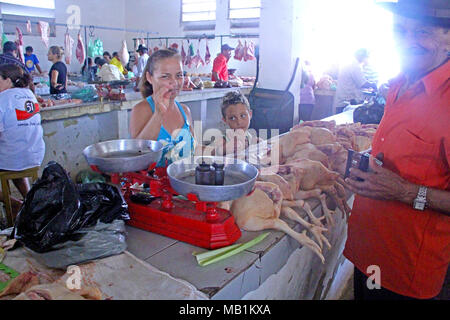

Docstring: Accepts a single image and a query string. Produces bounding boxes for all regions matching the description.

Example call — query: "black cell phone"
[344,150,374,181]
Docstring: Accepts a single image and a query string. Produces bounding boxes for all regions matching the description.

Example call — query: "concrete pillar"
[258,0,310,125]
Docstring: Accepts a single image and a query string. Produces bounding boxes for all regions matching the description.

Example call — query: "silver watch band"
[417,186,427,200]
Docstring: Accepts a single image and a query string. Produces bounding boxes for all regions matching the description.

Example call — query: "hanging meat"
[37,21,50,48]
[26,20,32,33]
[184,41,193,68]
[64,31,75,65]
[15,27,24,64]
[234,40,244,61]
[244,40,256,61]
[191,40,205,69]
[187,41,195,68]
[119,40,129,66]
[204,39,211,64]
[181,42,187,65]
[76,33,86,65]
[170,42,179,50]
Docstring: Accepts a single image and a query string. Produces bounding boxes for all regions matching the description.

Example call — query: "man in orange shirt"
[344,0,450,300]
[212,44,234,82]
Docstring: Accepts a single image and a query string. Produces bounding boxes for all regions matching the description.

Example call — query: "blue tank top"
[146,96,195,167]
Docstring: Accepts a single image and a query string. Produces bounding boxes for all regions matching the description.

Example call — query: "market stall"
[1,107,377,300]
[39,86,253,177]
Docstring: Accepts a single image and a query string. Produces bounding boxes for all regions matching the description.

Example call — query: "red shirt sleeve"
[212,55,225,81]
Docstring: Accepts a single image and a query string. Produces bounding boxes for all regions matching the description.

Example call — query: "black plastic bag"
[78,182,129,227]
[13,162,129,253]
[353,95,386,124]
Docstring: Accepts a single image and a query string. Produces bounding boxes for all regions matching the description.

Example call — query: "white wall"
[1,0,258,76]
[258,0,304,124]
[1,0,127,73]
[124,0,258,77]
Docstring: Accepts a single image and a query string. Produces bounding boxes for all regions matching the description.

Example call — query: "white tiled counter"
[125,195,353,300]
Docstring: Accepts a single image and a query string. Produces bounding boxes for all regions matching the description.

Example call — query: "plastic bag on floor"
[26,220,127,269]
[13,162,129,253]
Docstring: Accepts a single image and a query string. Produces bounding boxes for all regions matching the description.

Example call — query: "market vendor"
[129,49,195,167]
[0,64,45,217]
[344,0,450,300]
[96,58,124,82]
[24,46,43,75]
[47,46,67,94]
[110,52,128,76]
[103,51,112,63]
[333,48,378,113]
[211,44,234,82]
[134,44,149,92]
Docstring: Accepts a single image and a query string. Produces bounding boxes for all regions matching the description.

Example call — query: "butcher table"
[125,110,356,300]
[125,195,354,300]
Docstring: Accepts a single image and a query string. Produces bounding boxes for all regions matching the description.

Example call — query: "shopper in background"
[110,52,128,76]
[134,44,149,92]
[24,46,43,75]
[81,57,97,81]
[47,46,67,94]
[129,49,195,167]
[212,44,234,82]
[299,60,316,121]
[96,58,124,82]
[0,41,28,74]
[103,51,112,63]
[333,48,378,113]
[0,64,45,217]
[344,0,450,300]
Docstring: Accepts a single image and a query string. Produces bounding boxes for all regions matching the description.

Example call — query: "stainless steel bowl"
[83,139,164,173]
[167,156,259,202]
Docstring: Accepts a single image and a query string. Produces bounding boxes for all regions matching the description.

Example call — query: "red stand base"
[126,197,241,249]
[92,163,242,249]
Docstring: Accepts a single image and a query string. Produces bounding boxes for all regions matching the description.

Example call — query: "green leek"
[193,232,270,267]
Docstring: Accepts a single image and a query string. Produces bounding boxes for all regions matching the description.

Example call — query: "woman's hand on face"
[152,86,171,115]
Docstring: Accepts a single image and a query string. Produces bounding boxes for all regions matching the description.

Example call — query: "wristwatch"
[413,186,428,211]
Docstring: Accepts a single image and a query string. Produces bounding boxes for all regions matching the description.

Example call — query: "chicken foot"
[319,184,350,220]
[281,206,331,250]
[282,199,325,228]
[293,188,336,227]
[318,193,336,227]
[269,217,325,263]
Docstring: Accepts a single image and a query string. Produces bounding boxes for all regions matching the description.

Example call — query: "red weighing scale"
[84,140,258,250]
[90,163,242,249]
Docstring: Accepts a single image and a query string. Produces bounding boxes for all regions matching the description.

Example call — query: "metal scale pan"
[83,139,165,173]
[167,156,259,202]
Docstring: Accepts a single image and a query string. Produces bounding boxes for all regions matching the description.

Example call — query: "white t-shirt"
[334,59,368,109]
[98,64,125,82]
[137,53,149,77]
[0,87,45,170]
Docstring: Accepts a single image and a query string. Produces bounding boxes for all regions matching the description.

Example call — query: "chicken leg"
[281,206,331,251]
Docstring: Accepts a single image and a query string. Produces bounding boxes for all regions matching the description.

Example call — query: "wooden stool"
[0,167,39,227]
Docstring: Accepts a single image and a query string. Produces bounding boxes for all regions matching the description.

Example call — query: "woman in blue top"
[129,49,195,167]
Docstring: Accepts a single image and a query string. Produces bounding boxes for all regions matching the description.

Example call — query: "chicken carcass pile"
[225,120,378,262]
